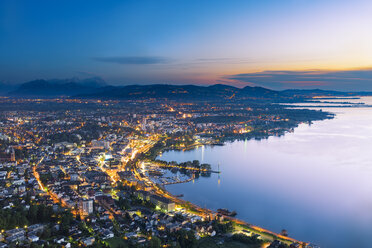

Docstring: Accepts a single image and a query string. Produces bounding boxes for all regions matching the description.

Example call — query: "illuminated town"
[0,96,332,248]
[2,0,372,247]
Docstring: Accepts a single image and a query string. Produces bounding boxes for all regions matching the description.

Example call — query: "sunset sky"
[1,0,372,90]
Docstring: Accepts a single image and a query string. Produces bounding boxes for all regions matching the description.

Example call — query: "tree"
[212,220,233,234]
[192,160,200,168]
[41,226,51,239]
[148,236,162,248]
[30,243,42,248]
[60,211,73,235]
[175,230,197,248]
[173,213,185,222]
[37,204,46,222]
[27,205,38,223]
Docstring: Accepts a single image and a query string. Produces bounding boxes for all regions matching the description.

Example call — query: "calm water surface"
[158,97,372,248]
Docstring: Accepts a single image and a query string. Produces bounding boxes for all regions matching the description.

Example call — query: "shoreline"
[147,113,341,246]
[134,102,344,247]
[139,138,308,246]
[139,162,305,246]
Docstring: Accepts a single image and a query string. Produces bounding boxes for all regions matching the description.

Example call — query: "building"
[28,235,39,242]
[102,230,114,239]
[79,199,93,215]
[150,194,175,212]
[135,191,175,212]
[70,173,79,181]
[5,228,25,243]
[84,170,110,183]
[10,147,15,162]
[28,224,44,235]
[81,237,95,246]
[0,147,15,162]
[135,190,151,201]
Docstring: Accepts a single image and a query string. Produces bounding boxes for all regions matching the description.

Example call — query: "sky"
[1,0,372,90]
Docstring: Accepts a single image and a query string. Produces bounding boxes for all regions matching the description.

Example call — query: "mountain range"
[6,77,107,97]
[2,77,371,100]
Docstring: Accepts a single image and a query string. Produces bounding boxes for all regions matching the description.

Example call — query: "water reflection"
[159,97,372,248]
[201,145,205,162]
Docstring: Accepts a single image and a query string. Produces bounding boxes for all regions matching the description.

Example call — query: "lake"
[158,97,372,248]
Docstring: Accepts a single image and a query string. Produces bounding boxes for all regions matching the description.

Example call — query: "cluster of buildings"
[0,98,310,247]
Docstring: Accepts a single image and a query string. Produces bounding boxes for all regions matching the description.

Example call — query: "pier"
[161,174,195,185]
[156,163,220,173]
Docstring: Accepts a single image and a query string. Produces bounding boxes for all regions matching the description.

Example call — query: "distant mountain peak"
[9,77,108,97]
[48,77,107,87]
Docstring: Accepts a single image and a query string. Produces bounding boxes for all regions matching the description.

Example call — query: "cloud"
[93,56,171,65]
[194,58,254,64]
[225,69,372,91]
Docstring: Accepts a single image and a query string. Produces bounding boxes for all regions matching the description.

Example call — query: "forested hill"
[4,78,372,100]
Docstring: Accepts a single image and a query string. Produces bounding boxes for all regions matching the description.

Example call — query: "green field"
[104,236,266,248]
[106,237,128,248]
[197,237,264,248]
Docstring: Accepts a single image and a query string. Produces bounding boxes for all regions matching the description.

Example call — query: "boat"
[148,170,164,176]
[175,194,184,197]
[217,208,237,217]
[212,143,225,146]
